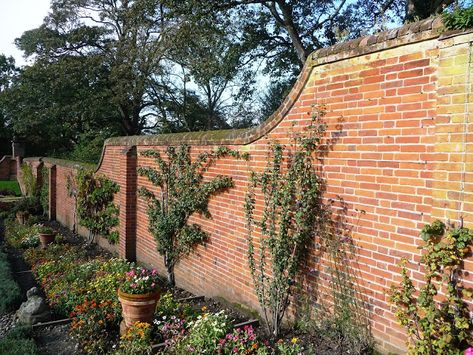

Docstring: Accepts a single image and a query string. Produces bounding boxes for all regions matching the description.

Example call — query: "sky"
[0,0,51,66]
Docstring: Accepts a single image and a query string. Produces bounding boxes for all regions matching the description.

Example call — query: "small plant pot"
[118,289,160,334]
[39,233,55,248]
[16,212,29,225]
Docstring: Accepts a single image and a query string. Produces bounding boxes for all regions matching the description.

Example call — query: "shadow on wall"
[291,111,373,353]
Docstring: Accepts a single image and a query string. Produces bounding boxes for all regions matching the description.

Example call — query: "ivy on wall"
[138,145,249,287]
[76,169,120,244]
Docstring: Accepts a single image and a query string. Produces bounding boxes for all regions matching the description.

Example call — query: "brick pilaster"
[118,146,137,261]
[48,165,57,221]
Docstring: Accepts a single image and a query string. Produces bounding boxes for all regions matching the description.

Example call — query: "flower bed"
[3,221,306,354]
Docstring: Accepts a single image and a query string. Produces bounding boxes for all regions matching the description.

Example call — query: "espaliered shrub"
[390,220,473,354]
[245,111,326,338]
[76,169,120,244]
[138,145,248,286]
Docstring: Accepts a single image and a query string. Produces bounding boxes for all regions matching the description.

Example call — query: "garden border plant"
[390,219,473,354]
[244,106,328,338]
[138,144,249,286]
[75,169,120,244]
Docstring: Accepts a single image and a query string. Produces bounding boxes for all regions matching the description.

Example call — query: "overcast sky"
[0,0,51,66]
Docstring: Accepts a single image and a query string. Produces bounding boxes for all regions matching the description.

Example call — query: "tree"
[15,0,175,136]
[0,55,16,156]
[137,145,247,286]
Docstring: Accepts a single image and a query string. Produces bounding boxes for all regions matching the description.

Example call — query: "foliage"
[390,220,473,354]
[4,220,41,249]
[443,5,473,30]
[155,292,197,322]
[0,248,21,314]
[20,234,40,249]
[137,144,248,286]
[114,321,153,355]
[76,169,120,244]
[216,326,268,354]
[245,110,326,338]
[12,196,41,216]
[38,225,54,234]
[170,310,232,354]
[120,266,160,294]
[0,326,38,355]
[274,338,304,355]
[39,166,49,214]
[0,181,21,196]
[21,163,37,197]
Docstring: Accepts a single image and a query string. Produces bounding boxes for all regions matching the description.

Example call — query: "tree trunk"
[164,255,175,287]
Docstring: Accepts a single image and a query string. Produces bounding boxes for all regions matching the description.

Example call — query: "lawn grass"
[0,181,21,196]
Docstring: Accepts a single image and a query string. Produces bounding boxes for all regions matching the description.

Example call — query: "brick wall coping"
[23,157,96,170]
[103,17,457,150]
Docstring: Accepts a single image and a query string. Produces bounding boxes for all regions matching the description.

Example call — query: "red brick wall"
[0,156,16,180]
[20,20,473,353]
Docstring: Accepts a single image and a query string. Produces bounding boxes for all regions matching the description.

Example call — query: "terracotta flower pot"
[118,289,160,334]
[39,233,55,248]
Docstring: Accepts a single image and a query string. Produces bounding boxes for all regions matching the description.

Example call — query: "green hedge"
[0,248,21,314]
[0,327,38,355]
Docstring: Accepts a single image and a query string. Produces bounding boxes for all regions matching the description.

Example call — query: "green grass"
[0,327,38,355]
[0,249,21,314]
[0,181,21,196]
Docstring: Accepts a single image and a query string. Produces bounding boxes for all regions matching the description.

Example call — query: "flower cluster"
[217,326,267,354]
[120,266,160,294]
[155,316,188,348]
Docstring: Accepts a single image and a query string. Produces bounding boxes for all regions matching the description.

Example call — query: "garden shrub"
[39,166,49,215]
[170,310,232,354]
[113,321,153,355]
[443,6,473,30]
[245,109,326,338]
[390,220,473,354]
[76,169,120,244]
[0,248,21,314]
[138,145,248,286]
[0,326,38,355]
[21,163,37,197]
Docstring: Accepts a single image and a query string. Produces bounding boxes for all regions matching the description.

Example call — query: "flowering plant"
[119,266,160,294]
[217,326,268,354]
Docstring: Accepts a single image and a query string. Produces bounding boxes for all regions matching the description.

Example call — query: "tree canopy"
[0,0,470,161]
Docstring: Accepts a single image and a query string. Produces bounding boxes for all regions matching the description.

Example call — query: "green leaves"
[76,169,120,244]
[245,109,326,338]
[389,221,473,354]
[138,144,245,286]
[443,6,473,30]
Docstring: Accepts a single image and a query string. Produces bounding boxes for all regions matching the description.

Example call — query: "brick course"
[13,20,473,353]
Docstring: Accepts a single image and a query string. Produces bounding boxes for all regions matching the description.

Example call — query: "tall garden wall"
[15,19,473,353]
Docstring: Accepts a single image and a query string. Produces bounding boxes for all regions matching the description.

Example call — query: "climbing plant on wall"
[138,145,249,287]
[245,107,327,338]
[390,220,473,354]
[76,169,120,244]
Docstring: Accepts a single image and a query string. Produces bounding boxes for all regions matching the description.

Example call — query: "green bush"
[0,249,21,314]
[0,327,38,355]
[443,6,473,30]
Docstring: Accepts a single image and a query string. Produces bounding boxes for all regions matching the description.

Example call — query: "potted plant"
[38,225,55,248]
[118,266,161,334]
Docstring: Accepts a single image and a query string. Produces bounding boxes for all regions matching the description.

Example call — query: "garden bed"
[2,219,306,354]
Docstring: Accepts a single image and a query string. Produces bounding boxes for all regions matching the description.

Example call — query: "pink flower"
[131,283,137,288]
[465,348,473,355]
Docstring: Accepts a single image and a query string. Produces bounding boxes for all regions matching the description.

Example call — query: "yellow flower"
[291,337,298,344]
[201,306,207,312]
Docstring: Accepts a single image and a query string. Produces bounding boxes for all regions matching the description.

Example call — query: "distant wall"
[16,19,473,353]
